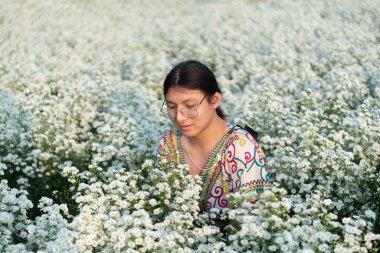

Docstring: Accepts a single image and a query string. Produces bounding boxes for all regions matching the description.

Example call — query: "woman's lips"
[180,125,192,131]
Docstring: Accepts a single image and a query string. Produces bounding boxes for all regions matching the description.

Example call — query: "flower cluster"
[0,180,33,252]
[46,160,224,252]
[216,186,380,252]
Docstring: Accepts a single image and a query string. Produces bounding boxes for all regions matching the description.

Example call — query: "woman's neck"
[186,116,229,153]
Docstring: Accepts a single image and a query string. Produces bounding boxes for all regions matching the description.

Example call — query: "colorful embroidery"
[157,125,273,212]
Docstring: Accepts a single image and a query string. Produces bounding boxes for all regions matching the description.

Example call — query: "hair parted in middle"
[163,60,226,120]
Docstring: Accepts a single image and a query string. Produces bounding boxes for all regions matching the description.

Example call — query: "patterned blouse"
[156,124,273,212]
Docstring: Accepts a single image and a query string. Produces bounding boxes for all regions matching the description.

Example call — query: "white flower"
[300,249,314,253]
[0,212,14,225]
[268,245,277,251]
[149,199,158,207]
[364,210,376,220]
[323,199,332,206]
[342,217,353,225]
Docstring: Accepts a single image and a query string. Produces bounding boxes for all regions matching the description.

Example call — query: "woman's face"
[165,86,220,137]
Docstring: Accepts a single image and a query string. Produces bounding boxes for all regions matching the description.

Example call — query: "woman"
[157,60,272,212]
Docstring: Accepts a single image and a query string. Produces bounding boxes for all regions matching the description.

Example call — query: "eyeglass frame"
[160,94,208,119]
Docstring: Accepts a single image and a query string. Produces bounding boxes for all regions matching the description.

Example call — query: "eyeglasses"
[160,94,207,119]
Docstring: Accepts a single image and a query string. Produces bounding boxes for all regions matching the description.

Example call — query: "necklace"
[184,136,209,171]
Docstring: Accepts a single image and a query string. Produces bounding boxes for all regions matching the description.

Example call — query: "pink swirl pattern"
[227,143,235,162]
[208,186,228,209]
[244,150,253,163]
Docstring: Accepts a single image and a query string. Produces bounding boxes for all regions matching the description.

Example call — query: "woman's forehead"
[165,86,204,102]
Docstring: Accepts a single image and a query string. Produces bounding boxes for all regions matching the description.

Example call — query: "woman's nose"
[175,109,186,122]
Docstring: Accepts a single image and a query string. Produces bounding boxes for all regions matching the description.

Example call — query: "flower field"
[1,0,380,252]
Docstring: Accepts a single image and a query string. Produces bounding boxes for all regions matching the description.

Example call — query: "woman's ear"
[210,92,222,109]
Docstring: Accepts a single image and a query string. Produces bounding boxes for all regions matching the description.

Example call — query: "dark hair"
[163,60,226,120]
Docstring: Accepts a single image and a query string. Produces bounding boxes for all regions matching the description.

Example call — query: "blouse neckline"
[175,124,235,177]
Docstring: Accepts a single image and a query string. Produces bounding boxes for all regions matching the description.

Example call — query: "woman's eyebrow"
[166,98,197,104]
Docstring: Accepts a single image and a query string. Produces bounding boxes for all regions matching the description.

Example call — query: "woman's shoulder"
[223,124,266,160]
[229,125,260,147]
